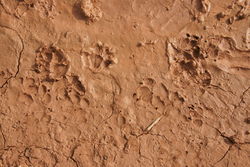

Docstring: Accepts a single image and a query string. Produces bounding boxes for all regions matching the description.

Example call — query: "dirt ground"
[0,0,250,167]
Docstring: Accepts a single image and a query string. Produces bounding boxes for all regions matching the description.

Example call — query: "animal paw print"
[37,84,52,104]
[166,35,211,86]
[81,41,118,72]
[64,75,86,105]
[21,77,39,95]
[1,0,57,19]
[134,78,155,103]
[37,75,86,106]
[205,37,250,79]
[133,78,169,113]
[23,147,57,166]
[34,45,70,80]
[18,93,34,105]
[135,86,153,103]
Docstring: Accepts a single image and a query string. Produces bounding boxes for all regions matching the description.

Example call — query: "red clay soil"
[0,0,250,167]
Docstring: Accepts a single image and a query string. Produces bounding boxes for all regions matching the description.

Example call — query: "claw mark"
[0,24,24,88]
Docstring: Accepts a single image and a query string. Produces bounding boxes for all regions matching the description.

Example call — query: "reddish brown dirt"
[0,0,250,167]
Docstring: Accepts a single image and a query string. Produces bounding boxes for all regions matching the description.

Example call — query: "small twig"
[144,116,163,132]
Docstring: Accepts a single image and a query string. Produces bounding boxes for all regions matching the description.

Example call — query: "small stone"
[137,41,145,47]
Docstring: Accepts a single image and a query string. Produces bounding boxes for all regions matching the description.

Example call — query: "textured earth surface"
[0,0,250,167]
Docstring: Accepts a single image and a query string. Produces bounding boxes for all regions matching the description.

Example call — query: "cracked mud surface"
[0,0,250,167]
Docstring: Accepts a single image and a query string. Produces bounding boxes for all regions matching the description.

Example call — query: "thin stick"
[145,116,163,132]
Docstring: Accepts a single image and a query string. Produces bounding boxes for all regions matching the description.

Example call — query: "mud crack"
[131,131,170,144]
[237,86,250,107]
[209,126,250,166]
[97,74,121,126]
[0,0,19,18]
[69,145,80,167]
[0,124,6,148]
[0,24,24,88]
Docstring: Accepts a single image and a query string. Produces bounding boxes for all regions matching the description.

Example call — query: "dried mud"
[0,0,250,167]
